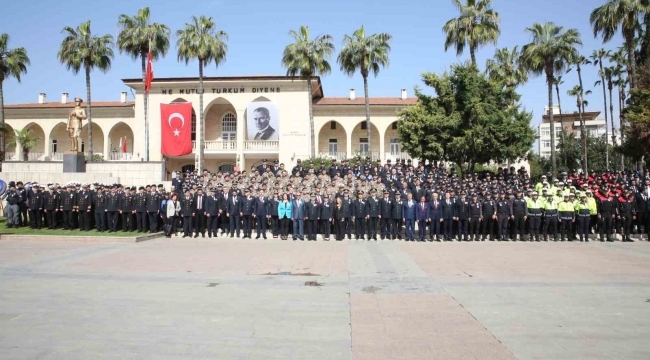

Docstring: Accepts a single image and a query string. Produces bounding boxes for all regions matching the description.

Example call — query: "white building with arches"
[1,76,416,184]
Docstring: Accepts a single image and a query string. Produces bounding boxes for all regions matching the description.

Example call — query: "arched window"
[221,113,236,141]
[181,164,195,174]
[218,164,235,173]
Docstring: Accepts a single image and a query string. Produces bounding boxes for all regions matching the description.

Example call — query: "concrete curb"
[0,232,163,243]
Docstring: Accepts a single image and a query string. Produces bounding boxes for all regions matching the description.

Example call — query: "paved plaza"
[0,237,649,360]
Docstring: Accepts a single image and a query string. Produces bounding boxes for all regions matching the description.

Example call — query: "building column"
[103,130,110,160]
[236,108,245,170]
[43,131,51,159]
[379,133,385,163]
[346,128,352,159]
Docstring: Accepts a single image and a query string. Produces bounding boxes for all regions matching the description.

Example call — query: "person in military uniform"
[597,187,618,242]
[481,193,496,241]
[4,182,21,228]
[511,190,527,241]
[181,189,194,237]
[106,186,121,232]
[205,188,220,238]
[240,189,255,239]
[342,189,353,239]
[379,190,393,240]
[366,189,380,240]
[320,194,333,240]
[77,185,92,231]
[455,192,470,241]
[305,193,320,241]
[468,194,483,241]
[27,185,43,229]
[619,191,636,242]
[43,186,60,229]
[146,186,161,233]
[135,187,147,232]
[253,188,269,239]
[496,192,512,241]
[352,191,367,240]
[94,187,107,232]
[60,185,76,230]
[119,187,135,232]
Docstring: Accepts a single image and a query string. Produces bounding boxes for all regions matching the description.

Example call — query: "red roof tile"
[313,97,417,106]
[4,101,135,109]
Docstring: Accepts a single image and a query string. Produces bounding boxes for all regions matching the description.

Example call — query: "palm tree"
[0,33,29,160]
[58,21,113,158]
[7,128,40,161]
[590,49,612,158]
[485,46,528,105]
[590,0,650,89]
[553,74,567,167]
[176,16,228,172]
[337,26,391,155]
[567,85,589,173]
[443,0,501,66]
[117,7,170,162]
[281,26,335,158]
[605,66,618,155]
[521,22,581,179]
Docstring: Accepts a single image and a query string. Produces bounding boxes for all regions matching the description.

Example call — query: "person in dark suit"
[268,192,280,238]
[415,195,429,242]
[291,193,306,240]
[455,192,471,241]
[226,188,241,238]
[441,192,455,241]
[205,189,220,238]
[171,173,184,192]
[636,188,650,240]
[181,189,194,237]
[320,194,333,241]
[342,190,353,239]
[257,159,270,174]
[77,185,92,231]
[305,194,320,241]
[240,189,255,239]
[252,107,277,140]
[254,189,269,239]
[94,187,107,232]
[106,187,121,232]
[366,189,380,240]
[28,185,44,229]
[402,193,416,241]
[428,192,442,241]
[193,189,207,238]
[379,190,393,240]
[146,188,161,233]
[332,197,346,241]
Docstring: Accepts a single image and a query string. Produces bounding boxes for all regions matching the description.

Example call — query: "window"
[330,121,337,130]
[219,164,234,173]
[541,140,551,148]
[81,141,85,152]
[51,139,58,153]
[181,164,195,173]
[361,121,367,130]
[222,113,237,141]
[541,129,550,136]
[390,138,400,155]
[392,122,398,130]
[328,139,338,154]
[359,137,369,153]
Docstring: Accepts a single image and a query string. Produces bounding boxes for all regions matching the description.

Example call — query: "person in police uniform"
[366,189,380,240]
[77,185,92,231]
[106,186,121,232]
[379,190,392,240]
[305,193,320,241]
[253,188,269,239]
[43,186,60,229]
[240,189,255,239]
[320,194,333,240]
[181,189,194,237]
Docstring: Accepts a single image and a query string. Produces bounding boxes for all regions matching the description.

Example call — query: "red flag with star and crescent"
[145,49,153,93]
[160,102,193,156]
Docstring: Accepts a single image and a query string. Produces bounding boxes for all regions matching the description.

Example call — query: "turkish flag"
[161,102,193,156]
[145,50,153,93]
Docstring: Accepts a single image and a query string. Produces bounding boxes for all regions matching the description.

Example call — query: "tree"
[0,34,29,161]
[521,22,582,179]
[281,25,335,158]
[553,73,567,166]
[567,85,590,172]
[7,128,40,161]
[117,7,171,162]
[590,0,650,89]
[555,130,582,172]
[620,63,650,164]
[443,0,500,66]
[58,21,113,158]
[485,46,528,105]
[337,26,391,154]
[397,63,535,171]
[176,15,228,171]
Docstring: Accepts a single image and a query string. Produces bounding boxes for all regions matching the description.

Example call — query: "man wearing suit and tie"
[441,192,456,241]
[254,189,269,239]
[240,189,255,239]
[193,188,207,238]
[402,193,416,241]
[252,107,277,140]
[428,192,443,241]
[291,192,306,240]
[226,188,241,238]
[415,195,429,242]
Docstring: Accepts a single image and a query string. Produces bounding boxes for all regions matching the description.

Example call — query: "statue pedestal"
[63,151,86,173]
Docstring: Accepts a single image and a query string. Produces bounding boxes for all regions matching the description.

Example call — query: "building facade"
[2,76,416,183]
[537,105,616,158]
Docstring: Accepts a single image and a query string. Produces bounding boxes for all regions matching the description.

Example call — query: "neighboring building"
[537,105,616,158]
[1,76,417,183]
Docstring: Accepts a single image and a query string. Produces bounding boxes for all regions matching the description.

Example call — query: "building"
[537,105,617,158]
[1,76,417,184]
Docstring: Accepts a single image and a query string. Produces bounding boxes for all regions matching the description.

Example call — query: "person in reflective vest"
[558,194,575,241]
[586,190,598,238]
[575,194,591,242]
[525,191,544,242]
[543,193,559,241]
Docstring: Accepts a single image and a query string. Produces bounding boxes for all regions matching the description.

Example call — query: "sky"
[1,0,625,130]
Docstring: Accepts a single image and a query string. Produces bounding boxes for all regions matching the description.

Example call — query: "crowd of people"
[3,157,650,243]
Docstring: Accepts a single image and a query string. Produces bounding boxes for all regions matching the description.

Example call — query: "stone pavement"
[0,237,649,360]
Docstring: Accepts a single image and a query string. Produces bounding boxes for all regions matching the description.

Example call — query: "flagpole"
[144,37,151,162]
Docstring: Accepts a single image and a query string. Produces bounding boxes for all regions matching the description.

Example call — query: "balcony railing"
[4,152,16,161]
[192,140,238,151]
[384,152,412,161]
[355,151,381,161]
[107,152,134,161]
[244,140,279,151]
[27,152,45,161]
[318,152,347,161]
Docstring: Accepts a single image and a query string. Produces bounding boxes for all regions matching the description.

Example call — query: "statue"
[67,97,86,152]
